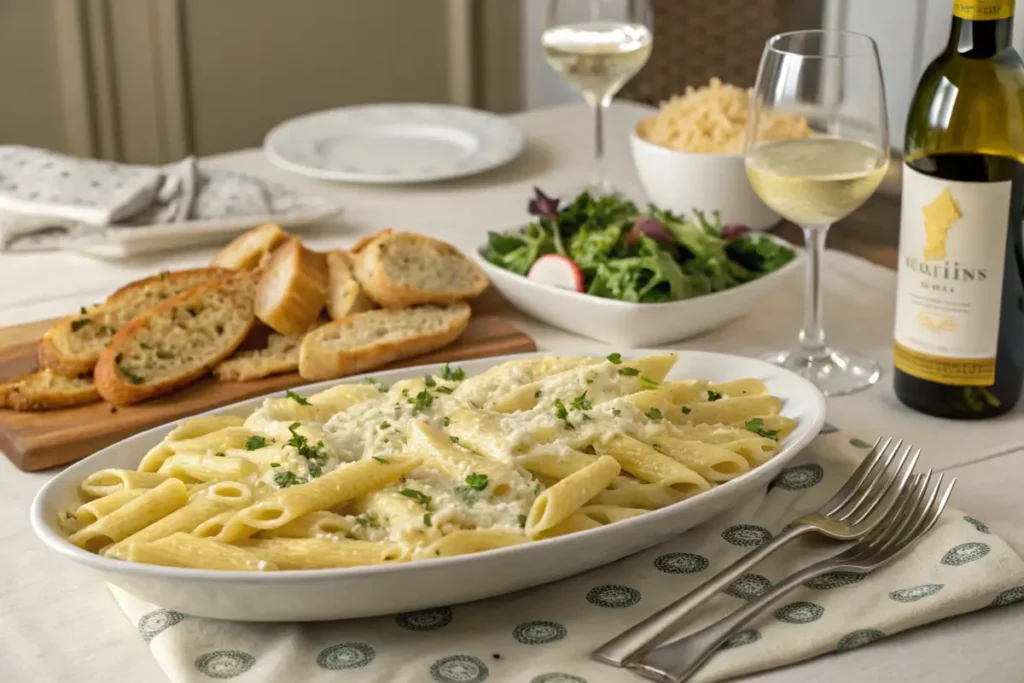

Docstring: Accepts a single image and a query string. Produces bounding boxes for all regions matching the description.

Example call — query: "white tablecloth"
[1,103,1022,683]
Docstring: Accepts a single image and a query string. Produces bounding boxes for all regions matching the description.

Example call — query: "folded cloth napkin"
[109,427,1024,683]
[0,146,333,251]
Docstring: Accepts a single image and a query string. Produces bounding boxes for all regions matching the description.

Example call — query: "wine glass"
[744,30,890,396]
[543,0,653,197]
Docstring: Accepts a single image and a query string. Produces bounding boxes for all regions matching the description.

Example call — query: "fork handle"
[591,524,810,667]
[629,559,835,683]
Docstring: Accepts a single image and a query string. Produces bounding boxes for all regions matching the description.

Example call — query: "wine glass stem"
[591,95,609,189]
[799,224,829,358]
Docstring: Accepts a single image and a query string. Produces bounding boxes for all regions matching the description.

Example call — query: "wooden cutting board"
[0,295,535,472]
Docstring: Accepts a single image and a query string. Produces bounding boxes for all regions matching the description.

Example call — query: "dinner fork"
[628,471,953,683]
[592,437,918,667]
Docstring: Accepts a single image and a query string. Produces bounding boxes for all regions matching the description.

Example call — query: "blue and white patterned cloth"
[110,428,1024,683]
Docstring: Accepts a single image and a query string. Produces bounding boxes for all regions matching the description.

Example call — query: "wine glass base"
[761,347,880,397]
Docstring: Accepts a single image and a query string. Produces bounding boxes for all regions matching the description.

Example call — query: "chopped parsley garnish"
[398,488,432,508]
[570,391,592,412]
[553,398,575,429]
[423,513,432,527]
[707,390,723,402]
[652,443,664,452]
[424,374,437,387]
[410,390,434,412]
[645,407,663,421]
[285,389,311,405]
[245,435,268,450]
[379,421,391,430]
[534,389,542,398]
[363,377,388,392]
[79,306,88,315]
[214,452,225,457]
[449,436,460,444]
[456,486,477,503]
[640,376,660,390]
[382,437,389,443]
[373,456,389,464]
[274,470,303,488]
[612,408,622,417]
[744,418,779,441]
[117,364,145,385]
[443,416,451,427]
[435,386,453,394]
[606,352,622,364]
[307,462,323,478]
[681,406,692,414]
[465,473,489,491]
[286,422,328,464]
[270,462,280,467]
[618,367,640,376]
[439,363,465,381]
[517,514,527,528]
[355,513,379,528]
[70,317,91,332]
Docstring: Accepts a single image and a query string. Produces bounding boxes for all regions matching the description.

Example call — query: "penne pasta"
[74,488,147,525]
[245,537,405,569]
[525,455,621,536]
[593,435,711,497]
[69,479,189,552]
[80,469,170,499]
[127,532,275,571]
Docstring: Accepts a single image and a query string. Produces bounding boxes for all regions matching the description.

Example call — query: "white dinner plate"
[263,104,525,184]
[31,350,826,622]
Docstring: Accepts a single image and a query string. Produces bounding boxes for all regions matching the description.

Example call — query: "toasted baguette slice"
[326,250,376,320]
[39,268,228,378]
[351,232,488,308]
[94,272,258,405]
[299,302,470,381]
[255,239,329,336]
[214,328,310,382]
[0,369,100,411]
[210,223,289,270]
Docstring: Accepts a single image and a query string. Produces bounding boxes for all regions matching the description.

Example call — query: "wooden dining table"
[0,102,1022,683]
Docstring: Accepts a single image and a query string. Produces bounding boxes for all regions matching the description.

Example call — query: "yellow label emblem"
[953,0,1014,20]
[922,188,962,261]
[916,311,959,333]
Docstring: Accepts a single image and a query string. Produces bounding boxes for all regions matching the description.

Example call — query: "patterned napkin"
[0,146,335,252]
[109,427,1024,683]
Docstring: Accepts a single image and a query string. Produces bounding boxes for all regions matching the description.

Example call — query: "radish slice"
[527,255,584,292]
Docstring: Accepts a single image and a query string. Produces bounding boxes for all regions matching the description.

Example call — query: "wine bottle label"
[893,164,1011,385]
[953,0,1015,20]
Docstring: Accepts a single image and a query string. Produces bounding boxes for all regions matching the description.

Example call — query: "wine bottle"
[893,0,1024,418]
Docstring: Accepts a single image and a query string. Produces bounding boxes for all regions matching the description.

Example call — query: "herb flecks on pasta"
[61,354,796,570]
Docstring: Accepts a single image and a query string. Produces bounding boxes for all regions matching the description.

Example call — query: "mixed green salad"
[483,189,796,304]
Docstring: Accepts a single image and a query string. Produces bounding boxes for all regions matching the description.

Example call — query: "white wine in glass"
[745,30,890,396]
[542,1,653,196]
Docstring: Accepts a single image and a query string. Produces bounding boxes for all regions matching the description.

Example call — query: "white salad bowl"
[475,236,803,347]
[31,351,825,622]
[630,123,780,230]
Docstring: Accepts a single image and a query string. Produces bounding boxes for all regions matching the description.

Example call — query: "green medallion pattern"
[849,437,872,448]
[819,423,838,435]
[771,463,824,491]
[396,606,453,631]
[774,601,824,624]
[963,515,991,534]
[513,620,567,645]
[889,584,944,603]
[530,674,587,683]
[991,586,1024,607]
[654,552,709,574]
[138,609,186,642]
[316,642,375,670]
[193,650,255,679]
[586,584,641,608]
[724,574,773,600]
[721,525,773,547]
[804,571,865,590]
[430,655,489,683]
[941,542,990,566]
[721,629,761,649]
[836,629,885,651]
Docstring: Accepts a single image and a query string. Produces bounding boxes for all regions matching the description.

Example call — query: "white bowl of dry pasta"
[631,79,812,231]
[30,350,825,622]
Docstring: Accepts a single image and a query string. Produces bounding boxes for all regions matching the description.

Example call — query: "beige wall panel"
[0,0,71,151]
[181,0,456,155]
